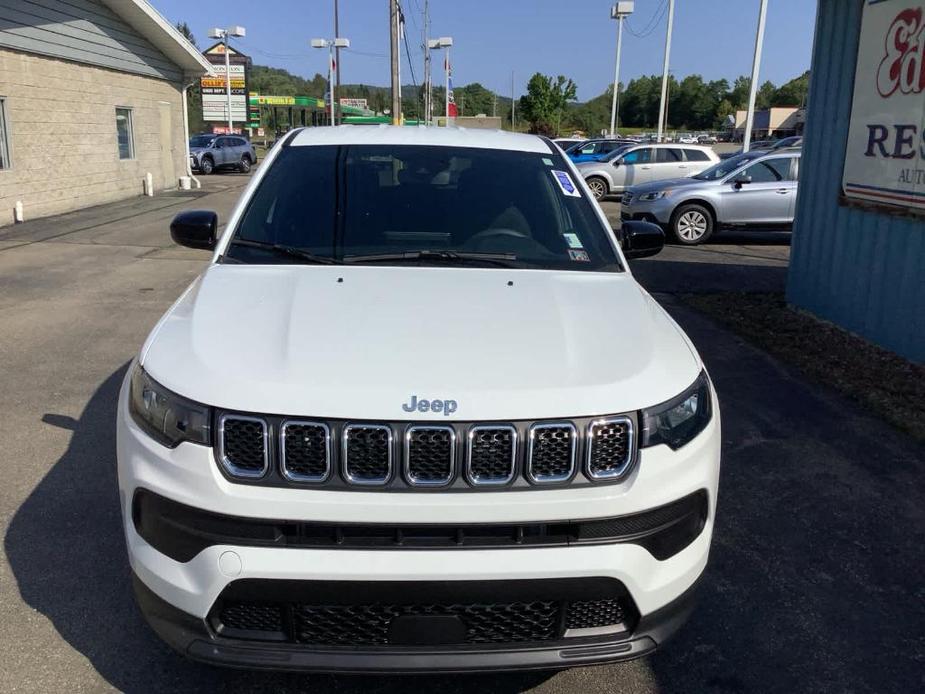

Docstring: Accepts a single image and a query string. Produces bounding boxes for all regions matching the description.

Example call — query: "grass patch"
[680,292,925,441]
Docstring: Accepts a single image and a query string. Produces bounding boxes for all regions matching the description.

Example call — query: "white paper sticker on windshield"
[551,170,581,197]
[568,249,590,262]
[564,233,584,249]
[542,157,554,166]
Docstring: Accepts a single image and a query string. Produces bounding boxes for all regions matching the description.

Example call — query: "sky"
[154,0,819,101]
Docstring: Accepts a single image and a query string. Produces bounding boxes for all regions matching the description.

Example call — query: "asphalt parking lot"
[1,172,922,693]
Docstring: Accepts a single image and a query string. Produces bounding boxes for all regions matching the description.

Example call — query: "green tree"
[755,80,777,110]
[518,73,577,135]
[456,83,496,116]
[729,75,751,109]
[175,21,197,47]
[772,70,810,106]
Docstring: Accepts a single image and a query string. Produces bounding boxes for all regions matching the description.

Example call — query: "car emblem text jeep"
[402,394,458,416]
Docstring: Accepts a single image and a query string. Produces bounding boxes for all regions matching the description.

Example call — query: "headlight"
[129,363,211,448]
[639,190,671,201]
[640,371,712,450]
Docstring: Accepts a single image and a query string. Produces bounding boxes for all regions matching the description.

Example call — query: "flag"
[447,76,458,117]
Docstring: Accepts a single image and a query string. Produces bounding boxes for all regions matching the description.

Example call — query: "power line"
[626,0,667,38]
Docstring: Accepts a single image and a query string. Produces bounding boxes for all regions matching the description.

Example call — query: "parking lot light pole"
[427,37,453,120]
[656,0,674,142]
[209,26,246,133]
[609,2,634,139]
[312,37,350,126]
[742,0,768,152]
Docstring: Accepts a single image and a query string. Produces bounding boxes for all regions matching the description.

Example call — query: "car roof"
[288,125,551,153]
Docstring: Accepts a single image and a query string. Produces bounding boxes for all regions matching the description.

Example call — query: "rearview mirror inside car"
[617,220,664,260]
[170,210,218,250]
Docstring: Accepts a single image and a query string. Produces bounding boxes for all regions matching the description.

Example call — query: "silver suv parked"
[189,134,257,175]
[621,149,800,244]
[577,144,720,200]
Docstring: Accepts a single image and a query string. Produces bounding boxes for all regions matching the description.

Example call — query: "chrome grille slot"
[527,423,576,484]
[219,415,268,479]
[466,425,517,486]
[280,421,330,483]
[586,416,634,480]
[342,424,393,485]
[404,426,455,486]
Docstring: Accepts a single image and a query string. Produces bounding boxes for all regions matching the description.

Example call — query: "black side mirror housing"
[170,210,218,250]
[733,174,752,189]
[618,220,664,260]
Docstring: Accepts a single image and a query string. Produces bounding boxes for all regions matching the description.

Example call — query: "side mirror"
[612,159,622,167]
[170,210,218,250]
[618,220,664,260]
[733,174,752,188]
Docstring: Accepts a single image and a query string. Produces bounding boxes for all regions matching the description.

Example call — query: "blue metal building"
[787,0,924,362]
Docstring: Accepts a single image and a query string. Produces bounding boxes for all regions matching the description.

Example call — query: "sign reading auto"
[843,1,925,211]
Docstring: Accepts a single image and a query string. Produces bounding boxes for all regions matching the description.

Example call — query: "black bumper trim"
[132,572,700,673]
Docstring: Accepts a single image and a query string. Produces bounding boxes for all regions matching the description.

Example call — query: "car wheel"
[671,203,714,245]
[199,156,214,175]
[238,155,252,173]
[586,176,608,200]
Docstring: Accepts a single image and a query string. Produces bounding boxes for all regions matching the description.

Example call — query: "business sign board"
[843,1,925,211]
[339,97,368,109]
[201,43,250,123]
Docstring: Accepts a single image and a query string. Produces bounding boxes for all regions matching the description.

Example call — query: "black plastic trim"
[132,488,708,562]
[132,572,701,673]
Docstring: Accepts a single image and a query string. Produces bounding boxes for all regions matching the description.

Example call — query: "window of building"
[0,98,10,170]
[116,107,134,159]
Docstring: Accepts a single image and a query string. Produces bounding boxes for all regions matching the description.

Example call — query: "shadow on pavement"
[3,365,552,693]
[630,259,788,294]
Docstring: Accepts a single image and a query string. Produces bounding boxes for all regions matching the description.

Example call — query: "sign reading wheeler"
[843,1,925,211]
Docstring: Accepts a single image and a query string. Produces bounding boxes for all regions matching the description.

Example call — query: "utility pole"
[609,2,634,139]
[742,0,768,152]
[511,70,515,130]
[656,0,675,142]
[423,0,431,123]
[389,0,401,124]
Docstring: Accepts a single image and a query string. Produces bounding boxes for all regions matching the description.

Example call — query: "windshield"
[692,151,764,181]
[564,140,590,154]
[190,135,215,148]
[226,144,622,272]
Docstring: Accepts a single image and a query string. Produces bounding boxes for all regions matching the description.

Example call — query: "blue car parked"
[567,139,637,163]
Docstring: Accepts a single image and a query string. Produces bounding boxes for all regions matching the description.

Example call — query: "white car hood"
[142,265,701,420]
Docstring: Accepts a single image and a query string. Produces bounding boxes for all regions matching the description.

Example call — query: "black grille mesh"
[566,599,626,630]
[468,428,515,482]
[220,602,283,633]
[344,426,391,482]
[221,418,266,474]
[588,420,631,478]
[293,600,559,645]
[529,425,574,481]
[282,423,329,480]
[407,428,453,483]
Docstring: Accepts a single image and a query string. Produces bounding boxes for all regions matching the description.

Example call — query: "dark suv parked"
[189,135,257,174]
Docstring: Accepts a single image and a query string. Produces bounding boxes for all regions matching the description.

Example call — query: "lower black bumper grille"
[211,578,636,648]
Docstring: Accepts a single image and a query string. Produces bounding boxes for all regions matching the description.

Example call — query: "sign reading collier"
[843,1,925,212]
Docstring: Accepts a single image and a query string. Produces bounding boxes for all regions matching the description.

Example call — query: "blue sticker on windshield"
[551,170,581,197]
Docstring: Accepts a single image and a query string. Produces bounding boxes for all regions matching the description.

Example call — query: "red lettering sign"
[876,7,925,97]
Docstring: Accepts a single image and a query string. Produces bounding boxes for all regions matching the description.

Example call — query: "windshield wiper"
[229,238,340,265]
[343,250,519,267]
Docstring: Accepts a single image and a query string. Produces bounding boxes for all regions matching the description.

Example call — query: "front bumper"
[134,571,701,673]
[117,368,721,671]
[620,197,676,225]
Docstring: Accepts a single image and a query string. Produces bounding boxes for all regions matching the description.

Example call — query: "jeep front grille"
[466,425,517,486]
[343,424,392,485]
[587,416,634,480]
[281,421,330,483]
[218,415,268,479]
[527,423,576,484]
[405,426,455,486]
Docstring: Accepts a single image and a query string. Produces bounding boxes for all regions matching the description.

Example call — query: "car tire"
[199,156,214,175]
[238,155,252,173]
[670,203,714,245]
[586,176,608,201]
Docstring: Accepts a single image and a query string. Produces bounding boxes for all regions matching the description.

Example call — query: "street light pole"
[312,37,350,127]
[656,0,674,142]
[609,2,634,139]
[742,0,768,152]
[209,26,246,133]
[427,37,453,122]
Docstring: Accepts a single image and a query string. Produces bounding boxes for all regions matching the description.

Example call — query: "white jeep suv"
[117,126,721,673]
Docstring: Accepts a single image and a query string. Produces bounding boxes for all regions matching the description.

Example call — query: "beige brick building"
[0,0,211,226]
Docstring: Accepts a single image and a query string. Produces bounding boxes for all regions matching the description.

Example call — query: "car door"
[718,156,795,224]
[612,147,654,190]
[652,147,686,181]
